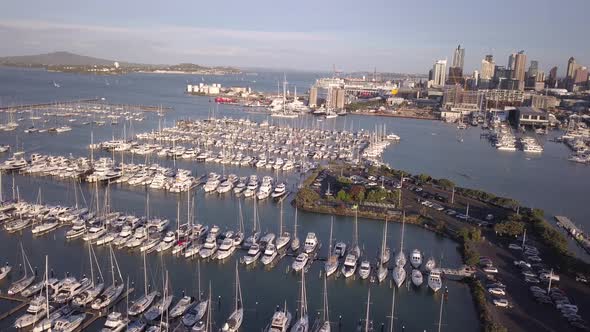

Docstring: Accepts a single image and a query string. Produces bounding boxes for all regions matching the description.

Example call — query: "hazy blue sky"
[1,0,588,75]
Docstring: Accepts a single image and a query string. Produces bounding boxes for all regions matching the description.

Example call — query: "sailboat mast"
[382,218,388,259]
[197,260,202,301]
[365,289,371,332]
[143,252,148,295]
[328,217,334,255]
[110,246,115,284]
[389,287,396,332]
[45,255,49,319]
[437,288,445,332]
[279,201,284,234]
[89,243,95,286]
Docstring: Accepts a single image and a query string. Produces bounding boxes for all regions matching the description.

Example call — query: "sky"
[0,0,589,75]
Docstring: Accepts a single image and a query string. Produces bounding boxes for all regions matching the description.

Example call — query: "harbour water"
[0,66,588,330]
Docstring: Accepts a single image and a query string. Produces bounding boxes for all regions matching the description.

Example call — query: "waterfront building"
[431,59,447,88]
[529,95,559,110]
[514,106,549,129]
[484,89,525,108]
[493,65,513,89]
[447,66,463,85]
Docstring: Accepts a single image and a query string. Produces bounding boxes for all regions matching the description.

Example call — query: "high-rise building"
[513,51,527,90]
[574,66,588,84]
[548,66,558,87]
[508,53,517,70]
[452,45,465,70]
[308,87,318,107]
[567,57,577,79]
[480,55,496,80]
[447,67,463,85]
[527,60,539,78]
[431,59,447,87]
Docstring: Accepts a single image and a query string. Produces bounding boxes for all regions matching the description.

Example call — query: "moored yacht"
[410,249,422,268]
[291,252,309,272]
[411,269,424,287]
[243,243,261,265]
[358,260,371,280]
[303,232,319,254]
[428,271,442,292]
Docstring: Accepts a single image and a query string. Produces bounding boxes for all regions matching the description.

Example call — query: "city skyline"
[0,0,589,74]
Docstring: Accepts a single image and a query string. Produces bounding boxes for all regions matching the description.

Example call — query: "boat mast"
[197,260,202,302]
[45,255,49,319]
[294,207,298,238]
[364,288,371,332]
[437,287,445,332]
[328,217,334,256]
[143,251,148,295]
[110,245,115,285]
[89,243,94,287]
[381,217,388,260]
[353,208,359,249]
[322,273,329,323]
[279,200,284,234]
[389,286,396,332]
[400,212,405,253]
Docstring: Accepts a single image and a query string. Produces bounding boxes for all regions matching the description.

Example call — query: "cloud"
[0,19,339,69]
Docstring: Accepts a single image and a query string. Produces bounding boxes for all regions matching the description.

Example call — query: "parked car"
[488,288,506,296]
[483,266,499,273]
[508,243,523,250]
[493,299,509,307]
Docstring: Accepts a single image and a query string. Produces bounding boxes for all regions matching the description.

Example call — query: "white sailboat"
[324,218,338,277]
[290,208,300,252]
[8,243,35,295]
[128,252,159,316]
[182,261,208,327]
[312,275,330,332]
[91,245,124,310]
[275,201,291,250]
[221,262,243,332]
[72,242,105,306]
[290,269,309,332]
[342,210,360,278]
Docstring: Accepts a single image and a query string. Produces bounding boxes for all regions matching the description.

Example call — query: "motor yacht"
[425,257,436,272]
[243,243,261,265]
[199,234,218,259]
[291,253,309,272]
[410,249,422,268]
[333,242,347,258]
[217,238,236,260]
[101,311,128,332]
[358,260,371,280]
[303,232,319,253]
[271,183,287,199]
[52,312,86,332]
[411,269,424,287]
[265,307,292,332]
[261,243,278,265]
[428,271,442,292]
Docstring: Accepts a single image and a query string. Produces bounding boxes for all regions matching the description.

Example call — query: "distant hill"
[0,51,121,66]
[0,51,242,74]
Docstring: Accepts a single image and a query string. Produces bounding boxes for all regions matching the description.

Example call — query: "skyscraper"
[431,59,447,87]
[452,45,465,70]
[567,57,577,79]
[527,60,539,78]
[508,53,517,70]
[548,66,558,88]
[480,55,496,80]
[513,51,527,90]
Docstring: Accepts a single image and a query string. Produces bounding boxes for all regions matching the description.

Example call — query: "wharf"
[0,99,99,111]
[555,216,590,255]
[0,293,29,321]
[0,99,172,113]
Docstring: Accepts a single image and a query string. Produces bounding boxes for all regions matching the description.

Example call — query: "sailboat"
[221,262,244,332]
[128,252,159,316]
[312,275,330,332]
[144,271,173,321]
[290,207,300,252]
[275,201,291,250]
[243,200,260,249]
[17,256,51,330]
[191,282,212,332]
[182,261,208,327]
[392,213,407,287]
[324,218,338,277]
[8,243,35,295]
[91,245,124,310]
[379,218,391,264]
[290,268,309,332]
[342,209,360,278]
[72,243,105,306]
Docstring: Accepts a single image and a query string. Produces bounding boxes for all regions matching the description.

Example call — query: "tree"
[494,220,524,237]
[435,178,455,190]
[336,189,349,202]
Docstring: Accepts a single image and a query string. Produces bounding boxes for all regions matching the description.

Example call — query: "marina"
[0,67,589,332]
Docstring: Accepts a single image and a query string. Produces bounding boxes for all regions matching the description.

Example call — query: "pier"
[0,99,172,113]
[0,293,29,321]
[555,216,590,255]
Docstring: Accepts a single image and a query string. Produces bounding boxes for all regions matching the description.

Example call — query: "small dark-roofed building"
[513,106,549,128]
